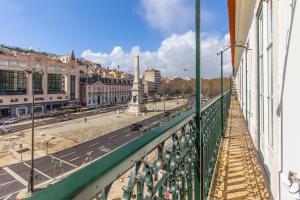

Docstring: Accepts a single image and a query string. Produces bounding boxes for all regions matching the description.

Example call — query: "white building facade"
[229,0,300,199]
[80,76,133,107]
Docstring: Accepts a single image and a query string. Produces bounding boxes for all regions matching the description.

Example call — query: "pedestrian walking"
[84,118,87,123]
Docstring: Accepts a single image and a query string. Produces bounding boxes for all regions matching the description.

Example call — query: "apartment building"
[144,68,161,90]
[0,44,80,118]
[229,0,300,199]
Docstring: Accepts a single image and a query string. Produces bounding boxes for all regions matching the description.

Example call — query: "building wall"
[234,0,300,199]
[144,69,161,90]
[0,51,80,118]
[278,0,300,199]
[82,81,132,107]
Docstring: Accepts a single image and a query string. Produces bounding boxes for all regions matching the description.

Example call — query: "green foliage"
[71,50,75,60]
[160,78,230,99]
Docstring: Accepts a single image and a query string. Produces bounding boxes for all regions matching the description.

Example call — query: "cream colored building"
[144,68,161,90]
[229,0,300,199]
[0,44,80,118]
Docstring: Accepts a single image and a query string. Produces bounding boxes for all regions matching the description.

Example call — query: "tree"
[159,77,230,99]
[71,50,75,60]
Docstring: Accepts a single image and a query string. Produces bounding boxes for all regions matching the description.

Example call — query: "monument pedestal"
[127,102,147,114]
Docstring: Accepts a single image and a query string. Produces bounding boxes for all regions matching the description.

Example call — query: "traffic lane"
[51,113,160,165]
[24,109,176,171]
[0,180,24,200]
[52,135,117,166]
[65,139,116,166]
[51,124,129,160]
[0,106,184,198]
[62,129,135,166]
[28,156,76,178]
[7,105,123,134]
[9,108,178,180]
[8,163,48,186]
[0,192,19,200]
[0,169,25,199]
[0,169,12,185]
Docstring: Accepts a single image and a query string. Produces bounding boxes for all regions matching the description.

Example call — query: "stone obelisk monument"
[127,54,147,114]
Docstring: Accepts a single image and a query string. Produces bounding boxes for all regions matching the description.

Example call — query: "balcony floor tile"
[209,99,270,200]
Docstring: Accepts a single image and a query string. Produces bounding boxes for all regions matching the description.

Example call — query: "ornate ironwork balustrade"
[27,91,231,200]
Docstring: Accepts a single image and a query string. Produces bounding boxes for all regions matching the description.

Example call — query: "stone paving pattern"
[210,99,270,200]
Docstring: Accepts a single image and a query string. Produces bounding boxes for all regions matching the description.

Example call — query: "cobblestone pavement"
[210,99,270,200]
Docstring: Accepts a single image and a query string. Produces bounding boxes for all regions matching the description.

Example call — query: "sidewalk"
[209,99,270,199]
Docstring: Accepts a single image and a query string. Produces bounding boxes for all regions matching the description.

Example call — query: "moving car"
[130,123,143,131]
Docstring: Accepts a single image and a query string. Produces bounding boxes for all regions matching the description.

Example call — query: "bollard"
[46,141,49,155]
[19,144,23,161]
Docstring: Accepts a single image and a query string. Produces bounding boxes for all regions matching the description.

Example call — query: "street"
[0,106,183,200]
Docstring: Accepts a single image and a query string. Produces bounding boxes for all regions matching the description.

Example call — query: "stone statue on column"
[127,54,147,114]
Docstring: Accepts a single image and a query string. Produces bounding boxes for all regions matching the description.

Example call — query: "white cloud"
[81,31,232,78]
[140,0,194,34]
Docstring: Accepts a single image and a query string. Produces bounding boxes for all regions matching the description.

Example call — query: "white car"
[0,122,12,134]
[5,118,17,124]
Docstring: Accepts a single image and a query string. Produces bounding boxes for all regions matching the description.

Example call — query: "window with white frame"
[267,0,274,147]
[258,6,265,137]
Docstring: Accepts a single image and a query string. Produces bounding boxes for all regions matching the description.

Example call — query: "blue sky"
[0,0,231,77]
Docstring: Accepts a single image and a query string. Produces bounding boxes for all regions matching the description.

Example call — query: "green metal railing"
[27,91,231,200]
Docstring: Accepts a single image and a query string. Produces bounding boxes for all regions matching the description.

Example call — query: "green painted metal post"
[181,175,186,200]
[195,0,203,199]
[188,162,193,200]
[245,46,248,127]
[221,51,224,135]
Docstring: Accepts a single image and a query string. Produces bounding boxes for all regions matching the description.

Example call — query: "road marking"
[100,147,111,153]
[97,145,105,150]
[109,135,117,139]
[60,151,76,158]
[0,172,7,176]
[49,155,78,168]
[0,190,23,200]
[0,180,17,187]
[3,194,12,200]
[89,142,99,148]
[22,162,51,179]
[70,157,80,162]
[3,167,27,187]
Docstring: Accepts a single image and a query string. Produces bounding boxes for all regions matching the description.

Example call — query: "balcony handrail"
[27,91,230,200]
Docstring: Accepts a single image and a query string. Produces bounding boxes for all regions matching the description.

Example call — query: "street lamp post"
[163,83,166,123]
[19,144,23,161]
[217,43,251,135]
[24,68,43,193]
[217,47,230,136]
[235,44,251,126]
